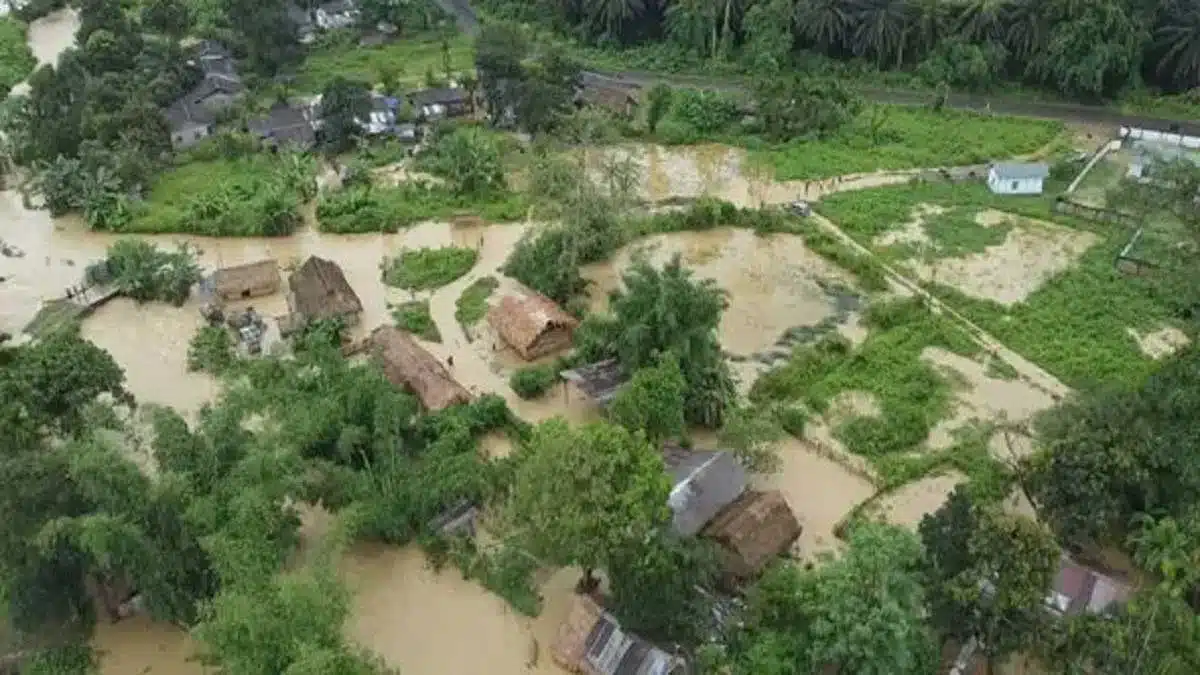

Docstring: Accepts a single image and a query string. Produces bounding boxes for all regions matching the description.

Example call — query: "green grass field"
[0,18,35,96]
[295,32,474,94]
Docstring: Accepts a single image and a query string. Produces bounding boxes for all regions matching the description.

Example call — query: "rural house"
[560,359,628,407]
[552,594,687,675]
[248,103,316,149]
[206,259,281,302]
[702,490,802,583]
[1047,556,1132,616]
[488,293,579,360]
[408,87,471,120]
[370,326,471,411]
[986,162,1049,195]
[166,41,245,148]
[663,442,748,537]
[287,256,363,326]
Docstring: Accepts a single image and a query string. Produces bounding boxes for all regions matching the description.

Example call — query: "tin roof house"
[663,443,748,537]
[409,87,471,120]
[1046,556,1133,616]
[553,594,687,675]
[987,162,1049,195]
[166,41,245,148]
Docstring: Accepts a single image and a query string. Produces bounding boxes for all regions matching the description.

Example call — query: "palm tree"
[1153,0,1200,90]
[589,0,646,41]
[666,0,720,58]
[954,0,1008,42]
[907,0,947,58]
[851,0,912,68]
[1002,0,1049,61]
[793,0,853,54]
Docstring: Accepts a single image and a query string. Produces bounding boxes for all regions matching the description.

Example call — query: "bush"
[88,239,202,305]
[509,364,558,399]
[916,39,1007,91]
[420,127,506,196]
[0,18,36,96]
[187,326,235,374]
[317,184,527,233]
[391,301,441,342]
[381,247,478,290]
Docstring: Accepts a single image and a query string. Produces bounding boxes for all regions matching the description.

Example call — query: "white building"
[987,162,1050,195]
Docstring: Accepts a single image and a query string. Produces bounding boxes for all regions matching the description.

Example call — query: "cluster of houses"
[165,40,474,151]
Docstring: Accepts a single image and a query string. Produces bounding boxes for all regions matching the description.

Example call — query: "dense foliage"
[481,0,1200,98]
[86,239,202,306]
[380,246,479,290]
[475,22,583,134]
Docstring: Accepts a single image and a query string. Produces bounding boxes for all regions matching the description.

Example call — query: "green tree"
[474,22,528,126]
[718,405,785,473]
[1028,0,1144,98]
[919,488,1059,662]
[318,77,372,153]
[643,83,673,134]
[140,0,193,40]
[90,239,202,305]
[609,255,736,427]
[794,0,852,54]
[742,0,793,71]
[608,353,687,444]
[724,523,936,674]
[425,127,505,195]
[221,0,298,75]
[851,0,912,68]
[506,419,671,587]
[1153,0,1200,90]
[753,75,862,140]
[607,534,721,646]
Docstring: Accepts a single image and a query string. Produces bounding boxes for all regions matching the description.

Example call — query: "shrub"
[317,183,527,233]
[509,364,558,399]
[187,326,235,374]
[391,301,441,342]
[455,276,499,327]
[381,247,478,290]
[88,239,202,305]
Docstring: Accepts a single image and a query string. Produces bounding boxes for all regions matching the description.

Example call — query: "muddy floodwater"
[1,20,1046,668]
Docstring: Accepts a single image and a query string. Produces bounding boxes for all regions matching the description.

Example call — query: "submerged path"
[435,0,1197,132]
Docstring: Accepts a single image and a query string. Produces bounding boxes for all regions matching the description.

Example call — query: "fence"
[1052,197,1138,227]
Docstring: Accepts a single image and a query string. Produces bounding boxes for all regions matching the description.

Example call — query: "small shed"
[560,359,627,407]
[552,594,684,675]
[209,259,281,301]
[663,443,748,537]
[287,256,363,326]
[702,490,802,582]
[488,293,580,360]
[986,162,1049,195]
[370,326,471,411]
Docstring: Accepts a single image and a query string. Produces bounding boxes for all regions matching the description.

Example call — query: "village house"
[286,256,363,326]
[702,490,802,584]
[552,593,687,675]
[986,162,1050,195]
[248,102,316,150]
[575,82,640,118]
[166,41,245,148]
[1047,555,1133,616]
[205,259,281,302]
[560,359,628,408]
[408,87,471,121]
[370,326,471,411]
[663,442,748,537]
[488,292,579,360]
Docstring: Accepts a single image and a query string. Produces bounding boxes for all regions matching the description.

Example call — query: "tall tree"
[474,22,528,126]
[505,419,671,587]
[608,352,687,444]
[607,533,721,647]
[318,78,372,153]
[852,0,912,68]
[794,0,852,54]
[1152,0,1200,91]
[140,0,193,39]
[920,488,1060,662]
[222,0,298,75]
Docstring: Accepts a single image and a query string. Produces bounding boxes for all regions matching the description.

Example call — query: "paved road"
[435,0,1199,133]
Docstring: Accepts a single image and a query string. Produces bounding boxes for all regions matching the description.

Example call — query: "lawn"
[391,300,441,342]
[0,17,35,96]
[817,181,1178,387]
[317,184,527,233]
[455,275,498,328]
[124,154,315,236]
[294,31,475,94]
[381,246,478,290]
[753,106,1064,181]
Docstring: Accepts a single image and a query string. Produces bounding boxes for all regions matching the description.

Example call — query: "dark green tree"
[140,0,193,40]
[608,352,687,444]
[318,78,372,153]
[607,534,721,647]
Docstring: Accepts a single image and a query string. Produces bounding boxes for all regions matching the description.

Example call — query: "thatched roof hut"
[552,594,684,675]
[560,359,627,407]
[287,256,363,325]
[210,259,280,301]
[703,490,802,582]
[370,326,470,411]
[488,293,579,360]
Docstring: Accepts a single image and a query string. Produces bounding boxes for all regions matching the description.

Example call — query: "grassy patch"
[22,300,85,338]
[295,31,474,94]
[455,276,499,328]
[509,364,558,400]
[752,297,980,465]
[124,154,314,236]
[817,181,1175,387]
[391,300,441,343]
[317,184,527,233]
[381,247,478,290]
[0,18,35,96]
[921,208,1015,258]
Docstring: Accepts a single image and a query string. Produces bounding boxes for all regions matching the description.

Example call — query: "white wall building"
[987,162,1050,195]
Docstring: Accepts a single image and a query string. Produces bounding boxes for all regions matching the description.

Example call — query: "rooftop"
[991,162,1050,180]
[663,443,748,537]
[560,359,627,407]
[409,87,469,105]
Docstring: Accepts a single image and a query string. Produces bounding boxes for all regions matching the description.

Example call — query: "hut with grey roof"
[987,161,1050,195]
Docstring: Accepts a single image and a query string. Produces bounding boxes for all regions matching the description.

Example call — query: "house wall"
[172,123,212,148]
[217,279,280,302]
[987,171,1043,195]
[1121,126,1200,148]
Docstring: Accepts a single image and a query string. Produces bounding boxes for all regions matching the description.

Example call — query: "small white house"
[987,162,1050,196]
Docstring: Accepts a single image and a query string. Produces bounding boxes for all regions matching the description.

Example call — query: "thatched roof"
[664,443,748,537]
[211,259,280,297]
[288,256,363,321]
[560,359,627,406]
[703,490,802,579]
[370,326,470,411]
[488,293,579,359]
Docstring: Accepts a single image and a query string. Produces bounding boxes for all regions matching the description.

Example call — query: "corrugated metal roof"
[990,162,1050,180]
[663,445,747,536]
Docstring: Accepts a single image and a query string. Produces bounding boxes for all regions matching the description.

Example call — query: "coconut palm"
[851,0,912,68]
[589,0,646,40]
[666,0,720,57]
[907,0,948,58]
[1153,0,1200,90]
[1002,0,1049,61]
[793,0,853,54]
[955,0,1009,42]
